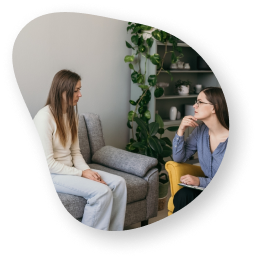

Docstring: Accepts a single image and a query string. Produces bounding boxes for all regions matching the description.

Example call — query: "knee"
[93,185,113,204]
[117,176,126,187]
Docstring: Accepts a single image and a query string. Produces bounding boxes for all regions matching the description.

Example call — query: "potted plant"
[125,23,185,172]
[175,79,191,95]
[158,173,170,211]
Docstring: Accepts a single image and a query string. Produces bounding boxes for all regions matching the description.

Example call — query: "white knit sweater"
[33,105,90,176]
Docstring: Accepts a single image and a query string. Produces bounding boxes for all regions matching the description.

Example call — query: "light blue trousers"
[51,169,127,231]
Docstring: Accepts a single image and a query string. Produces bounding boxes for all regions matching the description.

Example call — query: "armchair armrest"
[91,145,158,177]
[165,161,205,197]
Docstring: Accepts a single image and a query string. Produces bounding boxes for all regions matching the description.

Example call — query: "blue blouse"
[172,122,229,188]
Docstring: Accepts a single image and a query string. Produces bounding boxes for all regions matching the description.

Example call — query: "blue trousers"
[51,169,127,231]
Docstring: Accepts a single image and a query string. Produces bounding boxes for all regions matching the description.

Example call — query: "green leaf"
[124,55,134,63]
[138,45,146,52]
[131,35,139,45]
[129,138,136,143]
[148,122,159,136]
[149,54,161,65]
[148,136,163,154]
[127,120,132,129]
[138,105,147,114]
[126,143,136,152]
[155,114,164,128]
[126,41,135,50]
[132,26,141,34]
[147,146,158,158]
[128,22,132,25]
[159,138,166,147]
[132,142,146,149]
[136,74,144,84]
[154,87,164,98]
[171,52,177,63]
[129,63,134,70]
[148,75,157,86]
[134,117,149,139]
[129,100,136,106]
[139,85,149,90]
[138,35,144,46]
[176,46,182,53]
[128,111,136,121]
[131,71,138,83]
[140,25,152,30]
[160,31,167,42]
[161,146,172,157]
[158,128,165,134]
[152,30,162,41]
[166,126,179,132]
[136,132,141,142]
[146,37,154,48]
[127,26,131,32]
[161,137,172,147]
[139,99,147,106]
[144,110,151,120]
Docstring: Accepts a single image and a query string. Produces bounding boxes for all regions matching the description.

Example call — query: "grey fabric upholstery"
[78,114,91,164]
[57,112,159,228]
[92,145,158,177]
[81,113,105,155]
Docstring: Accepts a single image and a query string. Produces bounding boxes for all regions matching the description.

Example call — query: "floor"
[124,163,200,230]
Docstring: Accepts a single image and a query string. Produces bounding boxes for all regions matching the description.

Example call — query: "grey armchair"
[57,113,159,228]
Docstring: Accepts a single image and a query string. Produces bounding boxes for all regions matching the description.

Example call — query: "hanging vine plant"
[124,23,184,172]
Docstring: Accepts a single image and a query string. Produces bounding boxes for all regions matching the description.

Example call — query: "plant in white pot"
[175,79,191,96]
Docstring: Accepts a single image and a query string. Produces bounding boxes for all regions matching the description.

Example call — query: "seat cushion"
[57,193,87,219]
[89,164,148,204]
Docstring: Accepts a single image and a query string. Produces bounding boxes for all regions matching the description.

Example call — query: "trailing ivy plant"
[124,23,184,172]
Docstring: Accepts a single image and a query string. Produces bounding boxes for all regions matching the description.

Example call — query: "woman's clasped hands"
[82,169,107,185]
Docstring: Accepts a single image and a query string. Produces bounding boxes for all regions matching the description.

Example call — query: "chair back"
[78,113,105,163]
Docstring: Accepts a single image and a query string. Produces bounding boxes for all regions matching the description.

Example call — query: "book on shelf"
[178,183,204,191]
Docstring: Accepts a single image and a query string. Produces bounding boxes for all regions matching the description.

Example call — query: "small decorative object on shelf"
[169,106,177,120]
[195,84,202,94]
[184,63,190,69]
[177,111,181,120]
[175,79,191,95]
[177,60,184,69]
[157,82,169,96]
[170,63,177,69]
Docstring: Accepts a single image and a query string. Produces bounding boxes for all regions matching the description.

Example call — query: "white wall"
[12,12,132,149]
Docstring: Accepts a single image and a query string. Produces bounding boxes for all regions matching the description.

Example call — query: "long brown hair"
[45,69,81,147]
[201,87,229,130]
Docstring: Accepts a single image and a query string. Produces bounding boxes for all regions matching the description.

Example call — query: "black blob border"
[3,3,254,255]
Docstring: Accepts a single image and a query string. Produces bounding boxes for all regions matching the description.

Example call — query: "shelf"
[156,95,198,100]
[160,70,213,73]
[157,41,191,47]
[163,119,182,126]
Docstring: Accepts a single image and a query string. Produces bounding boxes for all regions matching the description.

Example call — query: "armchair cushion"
[91,145,158,177]
[165,161,205,215]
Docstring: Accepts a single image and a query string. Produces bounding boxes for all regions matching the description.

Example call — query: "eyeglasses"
[194,100,213,107]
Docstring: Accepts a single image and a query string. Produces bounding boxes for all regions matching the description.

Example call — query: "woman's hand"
[177,116,198,136]
[180,174,200,186]
[82,169,107,185]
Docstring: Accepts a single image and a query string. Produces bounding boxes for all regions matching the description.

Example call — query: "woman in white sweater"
[33,69,127,231]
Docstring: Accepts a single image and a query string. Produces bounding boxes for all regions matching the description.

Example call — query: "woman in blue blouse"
[172,87,229,213]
